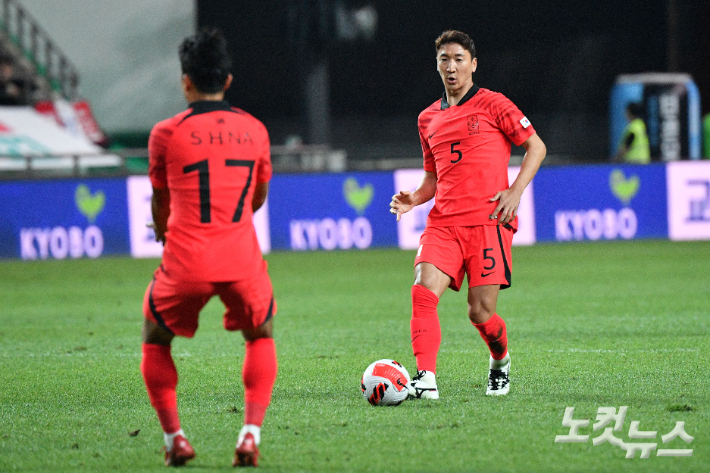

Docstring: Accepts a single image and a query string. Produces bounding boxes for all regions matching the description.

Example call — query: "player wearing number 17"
[390,30,546,399]
[140,29,277,467]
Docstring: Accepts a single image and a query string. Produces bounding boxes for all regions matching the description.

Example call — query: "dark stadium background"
[197,0,710,163]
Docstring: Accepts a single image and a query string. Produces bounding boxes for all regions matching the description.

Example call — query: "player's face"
[437,43,477,95]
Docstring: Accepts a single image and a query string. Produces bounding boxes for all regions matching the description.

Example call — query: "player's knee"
[413,263,449,297]
[142,318,174,345]
[242,319,273,341]
[467,302,495,324]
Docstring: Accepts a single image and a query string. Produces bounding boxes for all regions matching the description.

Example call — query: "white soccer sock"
[490,353,510,370]
[164,429,186,451]
[237,424,261,447]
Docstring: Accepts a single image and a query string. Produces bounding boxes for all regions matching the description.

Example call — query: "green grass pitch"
[0,240,708,472]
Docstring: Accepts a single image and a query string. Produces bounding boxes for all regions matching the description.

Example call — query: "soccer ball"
[360,359,411,406]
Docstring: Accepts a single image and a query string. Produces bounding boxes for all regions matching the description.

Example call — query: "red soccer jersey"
[418,85,535,230]
[149,101,272,281]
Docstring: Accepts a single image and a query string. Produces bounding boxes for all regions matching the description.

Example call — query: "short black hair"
[435,30,476,59]
[626,102,644,118]
[179,28,232,94]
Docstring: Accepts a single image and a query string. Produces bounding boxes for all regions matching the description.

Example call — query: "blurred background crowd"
[0,0,708,175]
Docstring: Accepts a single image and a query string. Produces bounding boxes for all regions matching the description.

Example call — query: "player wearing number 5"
[140,29,276,467]
[390,30,546,399]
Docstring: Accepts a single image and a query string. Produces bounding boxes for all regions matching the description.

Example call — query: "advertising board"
[533,164,667,242]
[667,161,710,241]
[0,178,129,259]
[268,172,397,251]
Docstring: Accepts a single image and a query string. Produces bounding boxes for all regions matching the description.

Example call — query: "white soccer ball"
[360,359,411,406]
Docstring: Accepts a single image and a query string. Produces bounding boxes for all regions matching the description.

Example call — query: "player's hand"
[489,188,522,226]
[147,222,166,244]
[390,191,415,222]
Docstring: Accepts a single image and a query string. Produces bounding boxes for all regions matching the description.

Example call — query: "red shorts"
[414,224,513,291]
[142,260,276,338]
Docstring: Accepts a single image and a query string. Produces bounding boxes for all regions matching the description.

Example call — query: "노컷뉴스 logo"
[555,406,693,459]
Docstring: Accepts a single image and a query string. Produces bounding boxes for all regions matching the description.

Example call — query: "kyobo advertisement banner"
[267,172,397,251]
[0,178,129,259]
[2,163,709,260]
[533,164,668,242]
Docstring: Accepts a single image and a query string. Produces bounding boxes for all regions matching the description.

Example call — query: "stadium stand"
[0,0,128,178]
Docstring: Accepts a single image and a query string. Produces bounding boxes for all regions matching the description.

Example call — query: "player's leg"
[408,262,450,399]
[141,319,195,466]
[467,284,507,357]
[465,225,513,395]
[140,272,207,466]
[217,264,277,467]
[409,227,464,400]
[412,261,451,373]
[234,319,276,467]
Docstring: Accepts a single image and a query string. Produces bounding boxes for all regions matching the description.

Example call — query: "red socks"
[242,337,278,427]
[410,285,442,374]
[473,313,508,360]
[142,338,278,433]
[141,343,180,434]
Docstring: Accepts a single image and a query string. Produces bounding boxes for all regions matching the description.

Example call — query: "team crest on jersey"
[519,116,531,129]
[467,114,479,135]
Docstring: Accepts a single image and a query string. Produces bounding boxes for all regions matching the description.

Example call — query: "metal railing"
[0,0,79,99]
[0,146,354,178]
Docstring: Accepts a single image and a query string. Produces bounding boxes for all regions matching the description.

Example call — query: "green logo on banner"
[609,169,640,205]
[75,184,106,223]
[343,177,374,215]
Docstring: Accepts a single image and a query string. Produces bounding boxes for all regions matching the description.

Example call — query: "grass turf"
[0,239,707,472]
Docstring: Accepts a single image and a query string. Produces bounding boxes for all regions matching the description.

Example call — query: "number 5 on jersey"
[450,142,463,164]
[183,158,255,224]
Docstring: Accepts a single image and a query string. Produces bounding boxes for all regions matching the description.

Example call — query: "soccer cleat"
[163,434,195,467]
[486,354,511,396]
[408,370,439,399]
[233,432,259,467]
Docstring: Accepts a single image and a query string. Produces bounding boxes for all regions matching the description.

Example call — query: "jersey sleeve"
[492,94,536,146]
[255,125,272,184]
[148,121,173,189]
[418,117,436,173]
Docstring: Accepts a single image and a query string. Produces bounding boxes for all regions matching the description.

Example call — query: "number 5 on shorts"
[483,248,496,270]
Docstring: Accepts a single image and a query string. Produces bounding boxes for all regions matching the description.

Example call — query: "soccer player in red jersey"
[390,30,546,398]
[140,29,276,467]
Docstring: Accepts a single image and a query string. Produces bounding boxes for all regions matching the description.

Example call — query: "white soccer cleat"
[408,370,439,400]
[486,354,511,396]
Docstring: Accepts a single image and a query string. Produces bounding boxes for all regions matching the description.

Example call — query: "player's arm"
[150,186,170,244]
[390,171,437,221]
[146,121,172,243]
[252,182,269,212]
[491,132,546,225]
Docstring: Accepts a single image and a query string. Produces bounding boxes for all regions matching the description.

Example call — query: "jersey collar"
[180,100,238,124]
[188,100,233,114]
[440,84,480,110]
